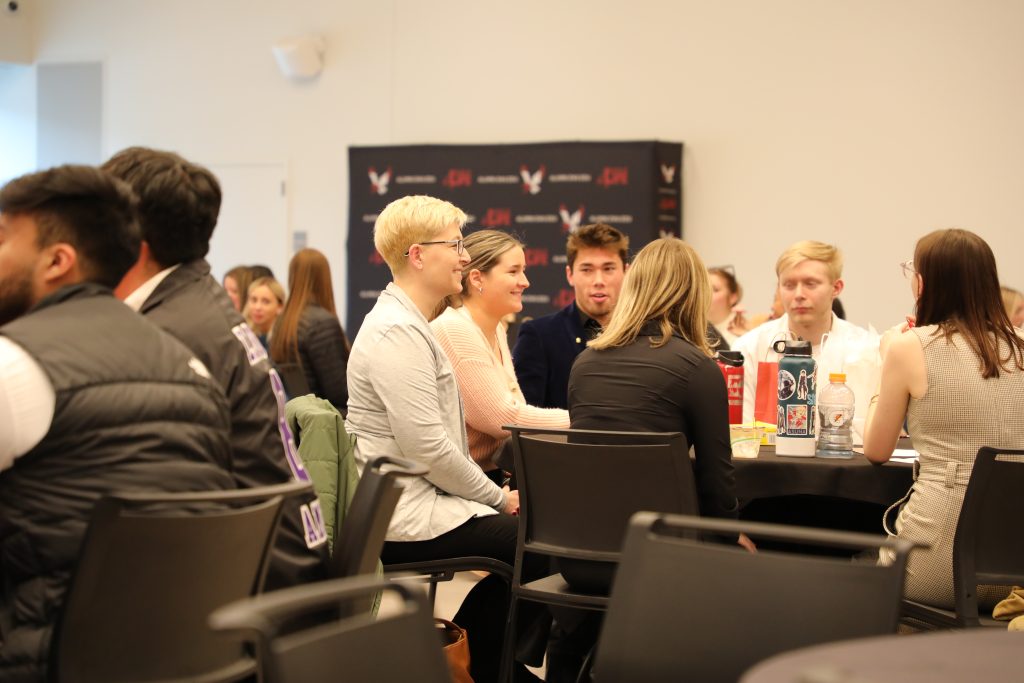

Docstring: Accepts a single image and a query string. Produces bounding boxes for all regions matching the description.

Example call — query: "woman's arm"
[435,317,568,440]
[684,358,740,520]
[370,322,507,510]
[862,328,923,463]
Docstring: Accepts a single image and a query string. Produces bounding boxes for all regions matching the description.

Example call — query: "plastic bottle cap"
[829,372,847,382]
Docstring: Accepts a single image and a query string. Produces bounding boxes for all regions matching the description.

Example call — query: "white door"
[206,162,289,288]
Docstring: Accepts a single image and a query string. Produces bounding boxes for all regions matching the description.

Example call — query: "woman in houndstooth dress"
[863,228,1024,608]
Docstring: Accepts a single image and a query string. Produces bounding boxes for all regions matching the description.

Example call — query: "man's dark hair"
[566,223,629,269]
[0,165,141,288]
[249,264,274,280]
[102,147,221,268]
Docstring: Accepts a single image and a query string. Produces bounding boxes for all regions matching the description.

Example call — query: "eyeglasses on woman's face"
[899,260,916,279]
[404,238,465,257]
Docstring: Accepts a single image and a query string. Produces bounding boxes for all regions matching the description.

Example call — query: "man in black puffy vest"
[103,147,328,589]
[0,165,236,681]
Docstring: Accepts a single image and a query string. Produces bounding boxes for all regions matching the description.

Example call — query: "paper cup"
[730,425,764,459]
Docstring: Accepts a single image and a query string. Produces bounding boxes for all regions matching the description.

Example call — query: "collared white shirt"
[123,264,180,312]
[0,336,56,471]
[732,313,881,444]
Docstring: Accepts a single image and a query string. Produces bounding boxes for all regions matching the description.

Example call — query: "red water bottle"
[716,350,744,425]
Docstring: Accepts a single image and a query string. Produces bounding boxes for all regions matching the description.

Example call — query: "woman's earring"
[478,287,484,294]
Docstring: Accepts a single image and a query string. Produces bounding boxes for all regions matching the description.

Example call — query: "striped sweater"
[431,306,569,467]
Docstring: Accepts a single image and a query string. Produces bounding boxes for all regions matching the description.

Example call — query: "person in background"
[0,165,234,680]
[832,297,847,320]
[345,195,542,682]
[746,287,785,329]
[245,276,285,350]
[431,230,569,484]
[270,249,350,412]
[864,228,1024,608]
[249,264,274,280]
[513,223,629,409]
[708,266,751,346]
[106,146,328,590]
[1001,285,1024,328]
[732,240,878,441]
[222,264,252,311]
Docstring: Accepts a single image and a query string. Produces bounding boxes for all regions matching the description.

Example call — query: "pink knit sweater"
[430,306,569,467]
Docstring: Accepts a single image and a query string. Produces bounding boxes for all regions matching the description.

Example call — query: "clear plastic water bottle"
[816,372,855,458]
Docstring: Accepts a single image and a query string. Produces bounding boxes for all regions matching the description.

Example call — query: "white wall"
[27,0,1024,327]
[0,0,36,64]
[0,63,36,183]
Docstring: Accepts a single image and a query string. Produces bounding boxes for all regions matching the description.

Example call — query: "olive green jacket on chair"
[284,394,360,555]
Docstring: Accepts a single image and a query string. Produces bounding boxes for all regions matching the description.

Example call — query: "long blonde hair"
[589,237,712,356]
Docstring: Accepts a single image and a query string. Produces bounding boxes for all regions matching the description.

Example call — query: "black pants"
[382,514,546,682]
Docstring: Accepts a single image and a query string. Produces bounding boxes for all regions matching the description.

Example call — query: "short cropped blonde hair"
[373,195,468,274]
[775,240,843,282]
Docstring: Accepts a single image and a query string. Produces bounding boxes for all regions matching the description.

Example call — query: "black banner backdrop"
[346,141,682,335]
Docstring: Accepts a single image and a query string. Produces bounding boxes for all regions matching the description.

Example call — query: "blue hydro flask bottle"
[773,339,817,457]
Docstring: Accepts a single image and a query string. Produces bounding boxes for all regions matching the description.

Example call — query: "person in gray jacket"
[0,165,235,681]
[105,147,329,590]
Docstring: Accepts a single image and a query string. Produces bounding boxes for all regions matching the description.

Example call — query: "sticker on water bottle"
[778,370,796,400]
[786,404,809,435]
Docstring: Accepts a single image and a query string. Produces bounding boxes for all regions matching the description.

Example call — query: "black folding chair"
[502,426,698,681]
[592,512,915,683]
[330,455,428,580]
[210,576,450,683]
[902,446,1024,628]
[50,480,313,683]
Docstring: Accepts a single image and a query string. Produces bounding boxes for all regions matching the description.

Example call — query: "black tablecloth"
[741,630,1024,683]
[733,448,913,507]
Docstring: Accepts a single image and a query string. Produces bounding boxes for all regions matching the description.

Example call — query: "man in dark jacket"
[0,165,235,681]
[512,223,629,409]
[104,147,328,589]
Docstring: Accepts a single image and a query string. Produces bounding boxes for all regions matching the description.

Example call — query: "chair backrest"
[593,512,915,683]
[51,481,313,683]
[953,446,1024,625]
[507,426,696,569]
[330,455,429,579]
[210,575,451,683]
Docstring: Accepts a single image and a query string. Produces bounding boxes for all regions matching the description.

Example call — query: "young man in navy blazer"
[512,223,629,409]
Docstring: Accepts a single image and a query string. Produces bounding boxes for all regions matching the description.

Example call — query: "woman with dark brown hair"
[864,228,1024,608]
[271,249,350,410]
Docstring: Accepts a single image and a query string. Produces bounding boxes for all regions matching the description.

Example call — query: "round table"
[741,629,1024,683]
[732,448,913,506]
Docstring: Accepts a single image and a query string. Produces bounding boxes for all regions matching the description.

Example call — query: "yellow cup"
[730,425,764,459]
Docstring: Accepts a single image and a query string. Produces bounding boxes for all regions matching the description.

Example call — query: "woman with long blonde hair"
[430,230,568,481]
[570,238,753,552]
[270,249,350,410]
